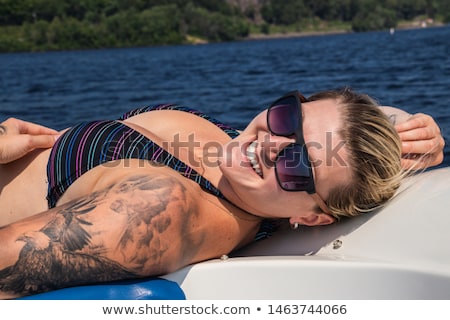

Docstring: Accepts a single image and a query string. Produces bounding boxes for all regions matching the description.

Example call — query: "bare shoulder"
[122,109,232,143]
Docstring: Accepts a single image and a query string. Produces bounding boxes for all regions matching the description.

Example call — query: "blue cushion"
[19,278,186,300]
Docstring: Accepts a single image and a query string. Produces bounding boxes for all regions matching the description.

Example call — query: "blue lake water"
[1,25,449,167]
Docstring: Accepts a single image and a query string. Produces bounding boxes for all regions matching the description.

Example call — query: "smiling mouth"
[246,141,263,177]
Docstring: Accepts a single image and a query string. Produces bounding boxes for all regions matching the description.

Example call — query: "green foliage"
[262,0,447,29]
[436,0,450,22]
[261,0,311,25]
[184,4,249,41]
[0,0,252,51]
[352,5,397,31]
[0,0,447,52]
[130,5,183,45]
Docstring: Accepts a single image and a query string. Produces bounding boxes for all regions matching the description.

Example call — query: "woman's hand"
[0,118,59,164]
[395,113,445,170]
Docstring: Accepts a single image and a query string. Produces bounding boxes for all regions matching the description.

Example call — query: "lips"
[246,141,263,177]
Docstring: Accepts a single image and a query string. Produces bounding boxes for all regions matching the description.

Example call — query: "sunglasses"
[267,91,331,214]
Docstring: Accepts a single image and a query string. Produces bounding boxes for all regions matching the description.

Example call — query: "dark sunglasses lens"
[276,144,312,191]
[268,97,300,136]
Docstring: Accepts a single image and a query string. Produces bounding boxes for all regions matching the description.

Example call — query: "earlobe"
[290,213,336,227]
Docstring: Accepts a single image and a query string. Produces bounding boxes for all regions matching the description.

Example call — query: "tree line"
[0,0,448,52]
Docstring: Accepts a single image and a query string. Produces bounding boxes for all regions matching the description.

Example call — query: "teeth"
[246,141,263,177]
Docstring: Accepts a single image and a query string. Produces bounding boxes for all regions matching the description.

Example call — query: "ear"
[289,213,335,227]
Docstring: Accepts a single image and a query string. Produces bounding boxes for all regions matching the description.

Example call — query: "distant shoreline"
[245,29,350,41]
[244,22,447,41]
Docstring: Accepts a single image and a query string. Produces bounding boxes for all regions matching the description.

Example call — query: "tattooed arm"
[0,173,200,299]
[0,118,59,164]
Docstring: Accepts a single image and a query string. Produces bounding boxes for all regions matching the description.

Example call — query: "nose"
[260,133,296,166]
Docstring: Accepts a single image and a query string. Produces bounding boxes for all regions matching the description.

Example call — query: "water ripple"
[1,26,449,167]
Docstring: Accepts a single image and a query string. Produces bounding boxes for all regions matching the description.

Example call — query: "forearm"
[0,193,121,299]
[0,210,60,299]
[0,173,194,299]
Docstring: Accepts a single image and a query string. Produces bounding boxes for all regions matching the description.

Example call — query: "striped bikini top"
[46,104,277,241]
[46,104,239,208]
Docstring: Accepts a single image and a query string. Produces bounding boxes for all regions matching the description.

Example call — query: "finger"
[395,113,431,133]
[401,157,426,170]
[16,119,58,135]
[401,152,442,170]
[27,134,59,150]
[397,126,437,142]
[401,138,441,154]
[0,134,57,164]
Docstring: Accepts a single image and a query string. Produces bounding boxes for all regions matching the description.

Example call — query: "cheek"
[218,142,233,169]
[288,194,322,217]
[219,139,245,171]
[260,192,316,219]
[242,110,268,133]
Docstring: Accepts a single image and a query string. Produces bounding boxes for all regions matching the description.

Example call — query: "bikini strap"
[119,104,240,139]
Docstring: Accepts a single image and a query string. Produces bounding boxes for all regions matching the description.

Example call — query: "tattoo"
[388,114,397,125]
[0,174,195,297]
[109,175,181,271]
[0,125,6,135]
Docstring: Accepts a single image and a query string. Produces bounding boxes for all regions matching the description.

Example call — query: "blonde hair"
[309,88,405,219]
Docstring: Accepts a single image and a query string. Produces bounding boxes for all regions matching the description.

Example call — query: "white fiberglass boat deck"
[164,167,450,299]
